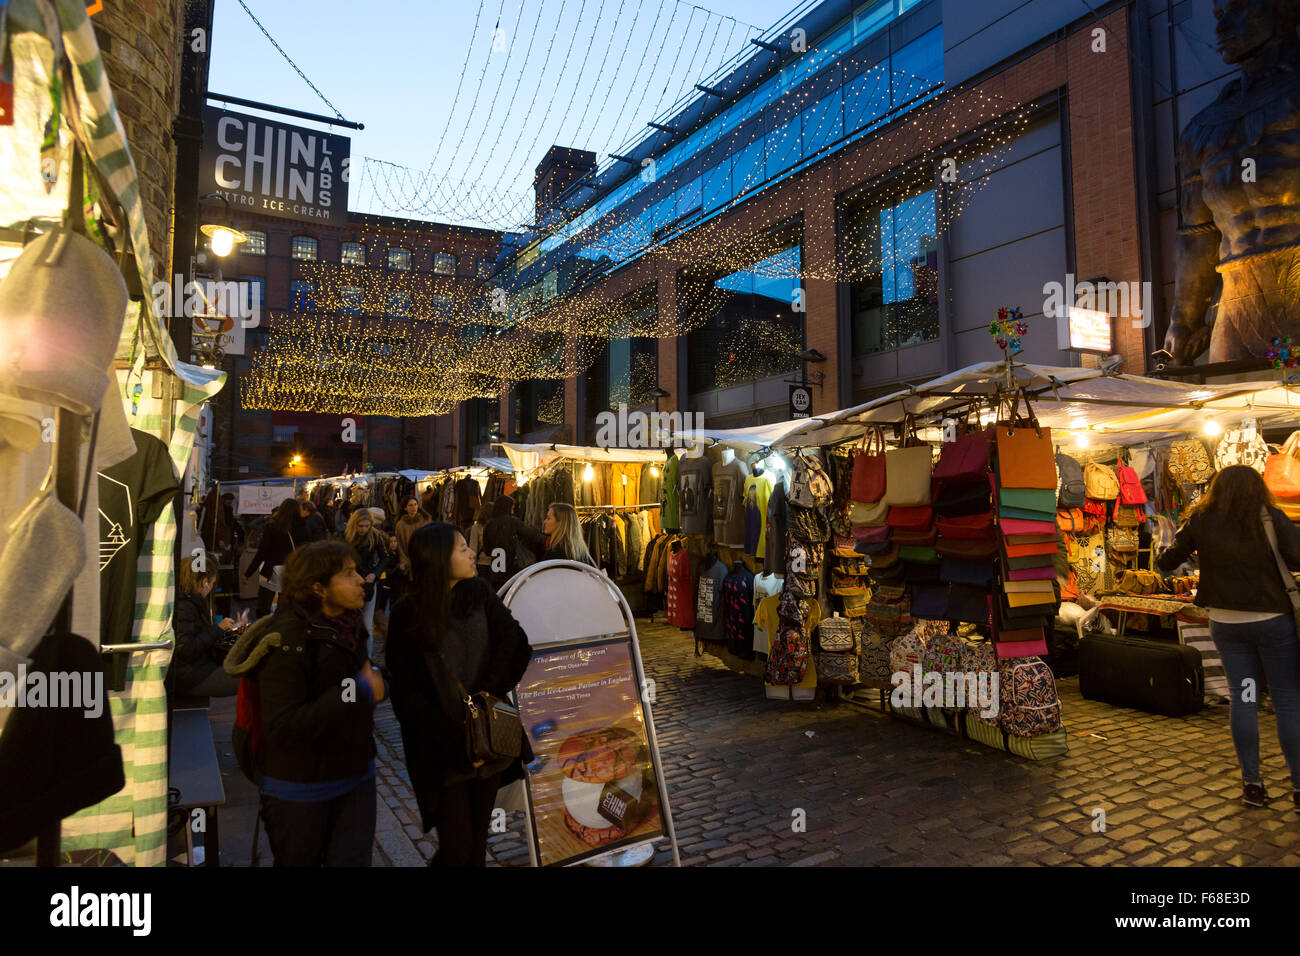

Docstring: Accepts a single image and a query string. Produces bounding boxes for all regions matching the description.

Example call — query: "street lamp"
[198,192,248,258]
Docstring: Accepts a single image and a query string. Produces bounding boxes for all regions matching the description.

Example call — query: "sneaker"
[1243,783,1268,807]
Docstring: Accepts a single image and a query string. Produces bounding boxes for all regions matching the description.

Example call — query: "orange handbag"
[1265,431,1300,502]
[1003,540,1059,558]
[994,389,1056,490]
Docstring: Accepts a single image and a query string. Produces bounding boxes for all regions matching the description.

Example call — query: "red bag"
[892,525,938,547]
[934,425,992,483]
[851,524,891,543]
[936,513,995,540]
[886,505,933,530]
[850,425,887,503]
[1116,463,1147,505]
[936,536,999,560]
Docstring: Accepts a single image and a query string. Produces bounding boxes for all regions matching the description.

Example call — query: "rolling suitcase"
[1078,633,1204,716]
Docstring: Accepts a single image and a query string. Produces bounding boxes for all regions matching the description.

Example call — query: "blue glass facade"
[504,0,943,311]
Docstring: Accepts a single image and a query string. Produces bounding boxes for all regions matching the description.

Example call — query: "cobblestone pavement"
[362,620,1300,867]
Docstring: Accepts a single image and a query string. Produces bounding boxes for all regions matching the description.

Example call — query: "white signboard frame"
[499,560,680,867]
[235,484,286,515]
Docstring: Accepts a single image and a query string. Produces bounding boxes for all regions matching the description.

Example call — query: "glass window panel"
[703,159,731,213]
[853,0,895,41]
[892,26,943,108]
[433,252,457,275]
[340,242,366,266]
[289,280,315,311]
[244,231,267,255]
[766,116,801,175]
[732,138,765,196]
[291,236,317,261]
[802,88,844,159]
[844,62,892,133]
[676,176,702,218]
[241,277,265,315]
[387,290,411,317]
[340,285,363,315]
[387,247,411,270]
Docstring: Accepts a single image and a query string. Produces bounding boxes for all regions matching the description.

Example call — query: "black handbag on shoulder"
[425,647,523,764]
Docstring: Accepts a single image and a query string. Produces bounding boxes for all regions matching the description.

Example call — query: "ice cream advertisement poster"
[516,635,667,866]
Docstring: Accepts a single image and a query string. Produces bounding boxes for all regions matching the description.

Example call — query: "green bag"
[898,545,940,564]
[998,487,1057,513]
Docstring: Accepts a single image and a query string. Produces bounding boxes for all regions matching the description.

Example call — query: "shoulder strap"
[1260,506,1300,618]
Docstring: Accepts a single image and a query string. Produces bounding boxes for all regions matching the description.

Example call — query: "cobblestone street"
[338,620,1300,867]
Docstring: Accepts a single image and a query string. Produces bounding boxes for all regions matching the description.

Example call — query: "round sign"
[791,387,811,412]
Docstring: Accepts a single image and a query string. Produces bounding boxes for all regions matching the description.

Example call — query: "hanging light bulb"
[649,464,660,477]
[1202,419,1222,438]
[583,463,595,483]
[1075,431,1090,449]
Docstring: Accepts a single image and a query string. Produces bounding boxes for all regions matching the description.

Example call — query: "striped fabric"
[5,2,226,864]
[1177,622,1229,702]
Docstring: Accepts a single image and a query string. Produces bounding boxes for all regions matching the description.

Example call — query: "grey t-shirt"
[711,457,751,548]
[678,456,714,536]
[694,556,728,642]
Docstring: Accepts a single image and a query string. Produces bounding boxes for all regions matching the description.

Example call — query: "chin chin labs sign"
[200,106,350,225]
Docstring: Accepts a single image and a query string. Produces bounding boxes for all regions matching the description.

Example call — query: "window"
[844,62,892,135]
[432,252,457,275]
[766,116,801,177]
[675,176,702,219]
[431,294,454,312]
[387,290,411,317]
[732,138,765,197]
[802,88,844,159]
[243,231,267,256]
[843,183,939,356]
[891,26,943,108]
[387,247,411,270]
[273,425,298,443]
[702,158,732,214]
[241,276,265,316]
[341,242,366,267]
[683,225,803,393]
[289,280,315,311]
[291,236,318,260]
[477,259,494,279]
[340,285,363,316]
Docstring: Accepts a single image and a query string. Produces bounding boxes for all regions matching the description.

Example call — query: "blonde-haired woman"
[345,508,390,640]
[542,503,596,567]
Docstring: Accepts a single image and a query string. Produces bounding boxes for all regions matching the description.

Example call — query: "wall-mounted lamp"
[198,192,248,258]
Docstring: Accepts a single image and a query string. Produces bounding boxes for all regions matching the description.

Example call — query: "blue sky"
[209,0,806,229]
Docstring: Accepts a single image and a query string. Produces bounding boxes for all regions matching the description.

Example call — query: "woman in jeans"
[385,522,533,866]
[226,540,384,866]
[1158,464,1300,811]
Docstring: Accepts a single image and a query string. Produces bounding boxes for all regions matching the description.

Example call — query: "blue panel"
[703,159,731,213]
[676,176,702,218]
[892,25,943,107]
[732,139,765,197]
[844,61,891,134]
[802,87,844,159]
[765,116,802,176]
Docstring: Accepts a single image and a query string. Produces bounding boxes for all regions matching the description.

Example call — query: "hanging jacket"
[666,543,696,629]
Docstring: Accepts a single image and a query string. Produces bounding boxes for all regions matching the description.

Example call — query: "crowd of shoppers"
[198,483,599,867]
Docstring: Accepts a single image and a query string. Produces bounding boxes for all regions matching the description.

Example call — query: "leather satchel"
[427,648,523,765]
[993,390,1056,489]
[851,425,888,503]
[1265,432,1300,502]
[883,416,933,507]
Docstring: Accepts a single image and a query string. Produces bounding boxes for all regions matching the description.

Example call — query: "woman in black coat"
[172,553,240,697]
[481,494,548,590]
[245,499,299,616]
[386,522,534,867]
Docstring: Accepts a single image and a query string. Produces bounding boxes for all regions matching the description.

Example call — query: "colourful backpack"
[1213,425,1270,474]
[767,622,811,685]
[999,657,1062,738]
[1168,439,1213,485]
[960,639,1001,726]
[790,451,834,508]
[1115,463,1147,505]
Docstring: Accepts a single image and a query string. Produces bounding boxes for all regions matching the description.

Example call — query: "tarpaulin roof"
[498,442,667,474]
[474,456,515,473]
[670,418,816,452]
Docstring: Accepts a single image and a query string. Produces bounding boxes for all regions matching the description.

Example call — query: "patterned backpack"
[767,622,811,685]
[1213,425,1270,474]
[998,657,1062,737]
[960,639,1001,726]
[789,451,834,508]
[1168,439,1213,485]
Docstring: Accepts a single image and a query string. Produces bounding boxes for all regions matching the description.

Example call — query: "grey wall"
[947,107,1075,367]
[942,0,1101,87]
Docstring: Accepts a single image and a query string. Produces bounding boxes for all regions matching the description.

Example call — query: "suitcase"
[1078,633,1204,716]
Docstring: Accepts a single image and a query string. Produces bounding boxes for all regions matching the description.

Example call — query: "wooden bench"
[168,704,226,867]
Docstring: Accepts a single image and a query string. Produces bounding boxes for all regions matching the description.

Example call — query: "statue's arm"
[1164,167,1221,362]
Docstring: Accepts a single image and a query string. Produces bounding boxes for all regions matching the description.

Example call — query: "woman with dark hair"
[223,539,383,866]
[299,500,327,543]
[394,496,431,581]
[1158,464,1300,811]
[172,552,241,698]
[481,494,548,590]
[244,499,300,617]
[385,522,533,866]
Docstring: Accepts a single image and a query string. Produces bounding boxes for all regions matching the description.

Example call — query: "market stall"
[649,359,1300,760]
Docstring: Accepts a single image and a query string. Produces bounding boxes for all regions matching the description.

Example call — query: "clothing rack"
[576,503,661,512]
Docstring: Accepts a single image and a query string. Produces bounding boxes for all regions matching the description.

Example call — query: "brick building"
[212,212,501,478]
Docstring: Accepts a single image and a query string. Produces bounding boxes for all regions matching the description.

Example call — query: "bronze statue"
[1163,0,1300,364]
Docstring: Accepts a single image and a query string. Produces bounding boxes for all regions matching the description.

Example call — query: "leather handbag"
[933,480,992,517]
[886,505,934,530]
[940,558,994,587]
[855,537,894,556]
[850,498,890,526]
[883,416,933,507]
[1003,563,1057,582]
[860,543,900,568]
[892,525,938,547]
[946,583,992,623]
[993,390,1056,489]
[1264,432,1300,502]
[851,425,888,503]
[1003,540,1059,558]
[428,648,524,765]
[936,512,995,540]
[934,422,991,483]
[1000,517,1056,536]
[936,535,998,560]
[818,614,857,652]
[997,486,1058,515]
[1004,533,1058,546]
[902,560,943,584]
[851,523,891,543]
[911,583,948,618]
[898,545,940,564]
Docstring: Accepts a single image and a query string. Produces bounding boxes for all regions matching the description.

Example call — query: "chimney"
[534,146,597,225]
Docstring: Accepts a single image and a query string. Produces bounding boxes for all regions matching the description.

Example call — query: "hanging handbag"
[933,480,992,518]
[1214,424,1270,474]
[934,419,991,483]
[935,535,998,560]
[911,582,948,618]
[892,525,938,547]
[994,390,1056,489]
[850,498,890,526]
[1264,432,1300,502]
[1168,439,1213,485]
[850,425,888,503]
[851,524,891,543]
[936,512,995,540]
[886,505,934,530]
[817,614,856,652]
[814,650,859,685]
[883,416,933,507]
